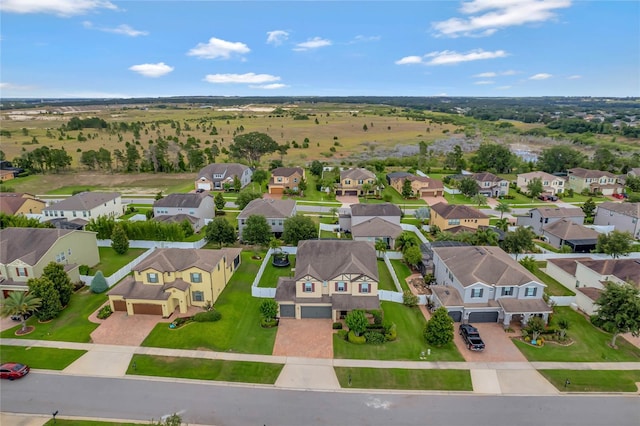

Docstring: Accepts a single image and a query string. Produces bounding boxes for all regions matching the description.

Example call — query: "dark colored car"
[0,363,30,380]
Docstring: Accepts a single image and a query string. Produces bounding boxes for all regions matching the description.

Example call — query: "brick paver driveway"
[272,319,334,358]
[335,195,359,207]
[423,195,447,206]
[454,323,527,362]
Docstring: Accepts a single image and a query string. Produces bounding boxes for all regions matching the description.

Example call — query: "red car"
[0,363,30,380]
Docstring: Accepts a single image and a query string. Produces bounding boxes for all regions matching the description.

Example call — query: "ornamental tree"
[345,309,368,337]
[423,307,454,346]
[594,281,640,348]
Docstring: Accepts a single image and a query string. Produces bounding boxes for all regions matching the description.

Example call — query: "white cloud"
[204,73,281,84]
[0,82,34,91]
[395,56,424,65]
[129,62,174,78]
[0,0,117,16]
[293,37,332,51]
[83,21,148,37]
[350,35,381,43]
[474,80,495,85]
[432,0,572,37]
[266,30,289,45]
[249,83,288,89]
[502,69,518,75]
[529,73,552,80]
[568,75,582,79]
[473,72,497,78]
[187,37,250,59]
[425,49,508,65]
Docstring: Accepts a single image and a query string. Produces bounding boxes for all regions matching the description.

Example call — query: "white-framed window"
[448,219,460,225]
[147,273,159,283]
[190,272,202,283]
[345,179,351,185]
[304,282,314,292]
[358,179,364,184]
[501,287,514,296]
[360,283,370,293]
[471,288,484,298]
[525,287,537,297]
[16,267,28,277]
[192,291,204,302]
[336,282,346,292]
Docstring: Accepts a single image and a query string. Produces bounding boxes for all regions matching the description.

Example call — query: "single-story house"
[153,192,215,232]
[237,198,296,241]
[541,219,600,253]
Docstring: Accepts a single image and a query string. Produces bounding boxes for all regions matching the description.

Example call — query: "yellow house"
[268,167,305,194]
[430,202,489,231]
[0,193,46,215]
[335,168,376,196]
[108,247,242,317]
[390,175,444,197]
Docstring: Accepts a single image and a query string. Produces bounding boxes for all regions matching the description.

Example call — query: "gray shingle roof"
[294,240,378,282]
[597,202,640,219]
[568,167,618,179]
[237,198,296,219]
[577,258,640,287]
[198,163,250,181]
[352,217,402,239]
[43,192,120,212]
[153,193,211,208]
[472,172,505,183]
[271,167,303,178]
[542,219,599,241]
[0,228,78,265]
[134,248,242,273]
[533,207,585,218]
[431,202,488,220]
[340,168,375,181]
[350,203,401,217]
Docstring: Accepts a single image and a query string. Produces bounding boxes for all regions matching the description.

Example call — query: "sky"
[0,0,638,98]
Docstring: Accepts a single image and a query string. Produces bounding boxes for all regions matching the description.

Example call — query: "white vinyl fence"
[549,295,576,307]
[79,247,156,288]
[97,238,207,249]
[250,246,297,298]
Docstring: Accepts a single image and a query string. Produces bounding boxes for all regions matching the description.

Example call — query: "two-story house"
[275,240,380,320]
[195,163,252,191]
[153,193,215,233]
[431,245,551,326]
[516,207,585,236]
[108,247,242,317]
[268,167,305,195]
[43,192,123,226]
[594,202,640,239]
[567,168,623,195]
[541,219,599,253]
[0,170,15,182]
[335,168,376,196]
[516,171,565,195]
[472,172,509,197]
[349,203,402,249]
[389,175,444,198]
[430,203,489,232]
[0,193,46,215]
[0,228,100,296]
[237,199,296,241]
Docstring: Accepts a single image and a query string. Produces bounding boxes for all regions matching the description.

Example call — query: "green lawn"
[534,240,560,253]
[119,206,151,220]
[44,421,141,426]
[141,251,277,354]
[0,288,107,342]
[539,370,640,393]
[401,217,423,227]
[127,354,283,384]
[0,346,86,370]
[531,263,575,296]
[334,367,472,391]
[514,307,640,362]
[257,255,296,288]
[390,260,412,292]
[45,185,103,195]
[89,247,147,276]
[333,301,464,361]
[368,186,426,205]
[294,200,341,207]
[377,260,398,291]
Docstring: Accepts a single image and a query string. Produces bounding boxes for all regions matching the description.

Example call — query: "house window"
[73,211,77,217]
[448,219,460,225]
[272,220,276,226]
[293,178,298,183]
[336,282,346,292]
[525,287,537,297]
[277,177,283,182]
[192,291,204,302]
[304,282,314,292]
[358,179,364,184]
[147,273,159,283]
[190,272,202,283]
[360,283,370,294]
[501,287,514,296]
[471,288,484,298]
[345,179,351,185]
[16,267,28,277]
[68,249,72,255]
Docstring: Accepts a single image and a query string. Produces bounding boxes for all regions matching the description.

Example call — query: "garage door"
[468,311,499,323]
[448,310,462,322]
[301,306,332,319]
[197,182,211,190]
[132,303,163,315]
[279,304,295,318]
[112,300,127,312]
[270,186,284,194]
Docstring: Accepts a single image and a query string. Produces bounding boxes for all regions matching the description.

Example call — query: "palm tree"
[495,201,511,219]
[361,183,373,201]
[395,231,419,253]
[472,193,488,208]
[375,176,386,197]
[1,291,42,333]
[329,207,339,224]
[495,218,510,232]
[475,227,499,246]
[375,239,388,258]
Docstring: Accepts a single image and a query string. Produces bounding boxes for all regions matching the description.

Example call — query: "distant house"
[43,192,123,227]
[429,202,489,232]
[594,202,640,239]
[340,203,401,231]
[431,245,551,326]
[472,172,509,197]
[516,171,565,195]
[541,219,599,253]
[195,163,252,191]
[567,168,622,195]
[389,175,444,198]
[0,170,15,182]
[275,240,379,320]
[268,167,305,194]
[335,168,376,196]
[628,168,640,178]
[0,193,46,215]
[237,199,296,241]
[0,228,100,296]
[386,171,412,185]
[153,192,215,232]
[516,207,585,236]
[108,247,241,317]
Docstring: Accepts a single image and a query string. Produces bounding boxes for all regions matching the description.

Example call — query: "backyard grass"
[370,186,426,205]
[531,263,575,296]
[513,307,640,362]
[534,240,560,253]
[0,288,107,342]
[538,370,640,393]
[257,255,296,288]
[89,247,147,276]
[401,217,423,227]
[334,367,472,391]
[44,421,141,426]
[0,346,86,370]
[127,354,283,384]
[333,301,464,361]
[390,260,412,292]
[294,200,341,207]
[377,260,398,291]
[141,251,277,354]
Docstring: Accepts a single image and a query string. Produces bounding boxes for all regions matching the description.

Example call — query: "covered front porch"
[498,298,553,328]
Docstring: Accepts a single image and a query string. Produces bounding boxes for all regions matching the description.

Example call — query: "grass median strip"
[0,346,86,370]
[44,420,142,426]
[127,354,283,384]
[334,367,472,391]
[538,370,640,393]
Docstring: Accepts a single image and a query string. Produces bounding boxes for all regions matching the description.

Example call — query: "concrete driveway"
[454,322,527,362]
[272,319,334,358]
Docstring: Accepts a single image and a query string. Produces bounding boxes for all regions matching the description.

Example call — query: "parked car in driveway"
[459,324,485,351]
[0,363,30,380]
[538,194,558,202]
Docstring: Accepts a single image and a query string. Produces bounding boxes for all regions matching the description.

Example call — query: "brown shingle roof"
[153,214,199,225]
[340,168,375,181]
[431,202,488,220]
[547,257,591,276]
[577,258,640,287]
[351,203,401,217]
[431,285,464,307]
[107,276,171,300]
[568,167,618,179]
[43,192,120,212]
[498,298,552,314]
[534,207,585,218]
[518,171,563,182]
[294,240,378,282]
[0,228,79,265]
[134,248,242,273]
[542,219,599,241]
[153,193,211,208]
[352,217,402,239]
[237,198,296,219]
[270,167,303,177]
[597,202,640,219]
[578,287,603,301]
[472,172,505,183]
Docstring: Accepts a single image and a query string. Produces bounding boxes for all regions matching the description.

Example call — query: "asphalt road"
[2,373,639,426]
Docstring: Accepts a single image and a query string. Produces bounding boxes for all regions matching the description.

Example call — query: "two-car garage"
[279,304,333,319]
[447,309,499,323]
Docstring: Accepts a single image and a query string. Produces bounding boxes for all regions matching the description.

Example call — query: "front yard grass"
[514,307,640,362]
[374,186,426,205]
[390,260,412,292]
[141,251,277,354]
[127,354,283,384]
[0,346,86,370]
[539,370,640,393]
[532,262,575,296]
[257,255,296,288]
[377,260,398,291]
[0,288,107,342]
[333,301,464,361]
[44,421,141,426]
[89,247,148,276]
[334,367,472,391]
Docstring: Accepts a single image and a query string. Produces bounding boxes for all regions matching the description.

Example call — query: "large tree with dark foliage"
[537,146,585,173]
[282,215,317,245]
[229,132,278,166]
[469,144,515,174]
[594,282,640,348]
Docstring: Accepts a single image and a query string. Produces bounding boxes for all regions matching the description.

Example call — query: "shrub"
[172,316,192,327]
[402,290,418,307]
[259,299,278,321]
[193,309,222,322]
[364,331,386,344]
[525,336,531,342]
[260,318,279,328]
[90,271,109,294]
[385,322,397,341]
[332,322,343,330]
[348,330,366,344]
[368,309,383,325]
[79,265,90,275]
[382,194,392,202]
[336,329,348,340]
[97,305,112,320]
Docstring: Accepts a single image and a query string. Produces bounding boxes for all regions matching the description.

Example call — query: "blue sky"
[1,0,638,98]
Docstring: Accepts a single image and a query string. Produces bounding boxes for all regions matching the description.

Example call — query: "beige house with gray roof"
[108,247,241,317]
[541,219,599,252]
[431,246,551,326]
[335,168,376,196]
[196,163,252,191]
[268,167,305,194]
[237,199,296,241]
[594,202,640,239]
[516,171,565,195]
[567,168,622,195]
[275,240,379,320]
[153,192,214,232]
[43,192,123,226]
